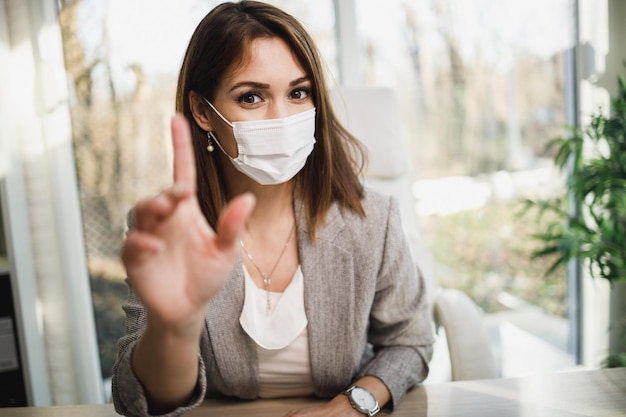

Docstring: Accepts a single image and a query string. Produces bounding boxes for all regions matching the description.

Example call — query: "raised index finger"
[171,114,197,192]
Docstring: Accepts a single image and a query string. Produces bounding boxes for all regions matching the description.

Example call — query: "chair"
[331,87,498,382]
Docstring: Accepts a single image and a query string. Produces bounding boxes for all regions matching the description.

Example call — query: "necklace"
[240,222,296,315]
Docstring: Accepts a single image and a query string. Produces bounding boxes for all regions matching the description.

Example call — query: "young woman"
[111,2,433,416]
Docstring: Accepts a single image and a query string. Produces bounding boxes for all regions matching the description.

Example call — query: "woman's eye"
[238,93,262,105]
[291,88,310,100]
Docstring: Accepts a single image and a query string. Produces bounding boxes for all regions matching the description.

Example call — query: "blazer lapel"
[205,262,259,399]
[296,200,356,396]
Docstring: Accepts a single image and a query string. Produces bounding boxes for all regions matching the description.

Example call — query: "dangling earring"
[206,131,215,153]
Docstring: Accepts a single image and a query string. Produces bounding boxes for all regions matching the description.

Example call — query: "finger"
[215,193,256,251]
[171,114,197,192]
[121,231,165,267]
[133,191,180,231]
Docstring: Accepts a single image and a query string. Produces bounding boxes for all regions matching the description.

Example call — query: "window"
[351,0,578,376]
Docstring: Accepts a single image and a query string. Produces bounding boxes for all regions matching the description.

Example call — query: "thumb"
[214,193,256,251]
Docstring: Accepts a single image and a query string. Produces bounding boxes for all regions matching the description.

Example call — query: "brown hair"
[176,0,364,238]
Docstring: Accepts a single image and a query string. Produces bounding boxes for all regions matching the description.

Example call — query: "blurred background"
[1,0,624,407]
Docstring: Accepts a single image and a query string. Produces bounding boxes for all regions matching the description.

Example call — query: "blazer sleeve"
[110,284,208,417]
[358,196,434,408]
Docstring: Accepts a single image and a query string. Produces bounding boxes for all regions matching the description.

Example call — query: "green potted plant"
[523,66,626,367]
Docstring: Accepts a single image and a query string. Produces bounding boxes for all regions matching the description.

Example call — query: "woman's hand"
[283,395,364,417]
[122,115,255,332]
[285,377,389,417]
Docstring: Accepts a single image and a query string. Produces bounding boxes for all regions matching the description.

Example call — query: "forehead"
[223,37,308,85]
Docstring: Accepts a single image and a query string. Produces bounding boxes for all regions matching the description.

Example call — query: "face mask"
[203,97,316,185]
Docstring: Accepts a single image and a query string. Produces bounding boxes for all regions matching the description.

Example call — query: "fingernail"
[242,192,256,206]
[172,183,190,198]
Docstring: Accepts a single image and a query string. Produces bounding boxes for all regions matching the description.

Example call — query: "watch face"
[351,386,377,410]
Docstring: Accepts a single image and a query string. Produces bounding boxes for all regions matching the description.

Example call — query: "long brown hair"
[176,1,365,238]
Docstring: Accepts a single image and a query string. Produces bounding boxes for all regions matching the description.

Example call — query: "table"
[1,368,624,416]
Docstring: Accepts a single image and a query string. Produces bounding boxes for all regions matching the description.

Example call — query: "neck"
[220,156,296,230]
[227,181,295,233]
[253,185,294,230]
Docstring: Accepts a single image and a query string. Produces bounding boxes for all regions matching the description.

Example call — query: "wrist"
[147,307,205,334]
[144,311,205,348]
[343,385,381,416]
[332,393,368,417]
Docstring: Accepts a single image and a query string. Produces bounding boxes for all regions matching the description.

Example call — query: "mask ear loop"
[202,96,237,158]
[202,97,234,127]
[206,130,232,158]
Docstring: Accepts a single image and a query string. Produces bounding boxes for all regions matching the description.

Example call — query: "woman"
[111,2,433,416]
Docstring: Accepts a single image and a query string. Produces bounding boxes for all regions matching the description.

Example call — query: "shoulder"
[342,186,396,228]
[331,187,404,253]
[361,187,395,217]
[300,187,400,245]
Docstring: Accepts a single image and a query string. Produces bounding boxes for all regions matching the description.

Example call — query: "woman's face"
[209,37,314,158]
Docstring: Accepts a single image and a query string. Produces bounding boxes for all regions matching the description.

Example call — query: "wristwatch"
[343,385,380,416]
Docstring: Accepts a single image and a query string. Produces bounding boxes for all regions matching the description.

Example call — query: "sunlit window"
[354,0,577,376]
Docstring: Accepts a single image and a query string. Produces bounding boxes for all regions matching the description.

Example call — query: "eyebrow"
[289,76,311,87]
[228,76,311,93]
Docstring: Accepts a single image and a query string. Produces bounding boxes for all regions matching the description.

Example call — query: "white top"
[239,265,315,398]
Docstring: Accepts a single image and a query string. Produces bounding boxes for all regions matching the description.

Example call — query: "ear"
[189,91,214,132]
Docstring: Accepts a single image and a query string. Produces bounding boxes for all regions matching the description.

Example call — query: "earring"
[206,131,215,153]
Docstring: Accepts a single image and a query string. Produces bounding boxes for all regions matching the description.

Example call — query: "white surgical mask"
[203,97,316,185]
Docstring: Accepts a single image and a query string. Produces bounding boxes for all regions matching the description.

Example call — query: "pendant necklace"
[240,222,296,316]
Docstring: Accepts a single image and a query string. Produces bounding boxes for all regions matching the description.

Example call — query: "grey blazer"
[112,189,434,417]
